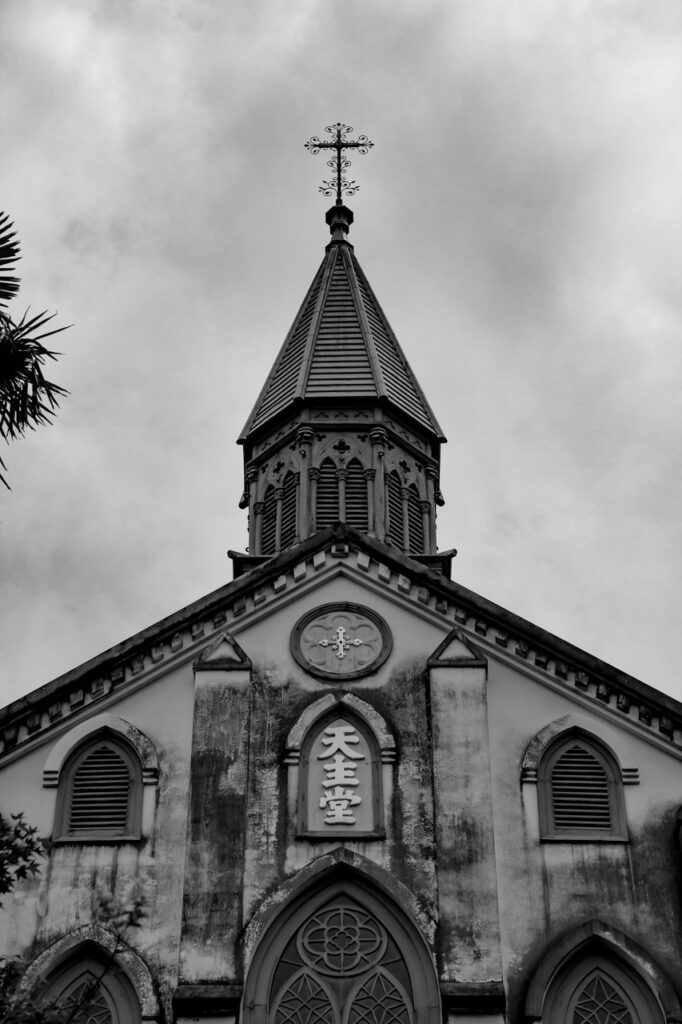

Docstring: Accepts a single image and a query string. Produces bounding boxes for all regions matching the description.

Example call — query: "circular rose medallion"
[291,603,392,681]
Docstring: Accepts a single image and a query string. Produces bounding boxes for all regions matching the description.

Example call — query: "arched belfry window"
[298,711,383,839]
[316,458,338,529]
[541,953,665,1023]
[344,459,368,531]
[242,876,441,1024]
[54,733,143,841]
[538,731,627,841]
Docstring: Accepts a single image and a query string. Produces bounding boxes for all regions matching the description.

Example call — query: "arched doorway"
[242,873,440,1024]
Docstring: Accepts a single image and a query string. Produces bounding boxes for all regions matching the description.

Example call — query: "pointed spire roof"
[239,206,445,443]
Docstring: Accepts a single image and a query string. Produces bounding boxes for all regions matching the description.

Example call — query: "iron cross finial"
[304,123,374,203]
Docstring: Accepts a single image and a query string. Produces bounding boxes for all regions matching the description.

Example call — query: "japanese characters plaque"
[291,603,392,681]
[299,716,383,837]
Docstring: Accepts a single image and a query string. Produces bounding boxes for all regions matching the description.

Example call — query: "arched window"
[37,951,142,1023]
[386,471,404,549]
[261,484,277,555]
[54,733,143,841]
[406,484,424,552]
[280,472,298,549]
[538,732,627,841]
[344,459,368,531]
[541,953,665,1023]
[242,875,441,1024]
[316,458,339,530]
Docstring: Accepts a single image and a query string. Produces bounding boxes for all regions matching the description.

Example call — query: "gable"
[1,528,680,770]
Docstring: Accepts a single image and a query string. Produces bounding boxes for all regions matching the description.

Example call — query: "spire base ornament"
[326,204,354,244]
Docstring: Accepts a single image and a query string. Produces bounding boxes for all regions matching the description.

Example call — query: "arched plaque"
[291,603,392,681]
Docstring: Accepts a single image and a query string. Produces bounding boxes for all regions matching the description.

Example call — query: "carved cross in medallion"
[318,626,363,660]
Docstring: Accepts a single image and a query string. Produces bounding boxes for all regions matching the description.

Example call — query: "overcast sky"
[1,0,680,707]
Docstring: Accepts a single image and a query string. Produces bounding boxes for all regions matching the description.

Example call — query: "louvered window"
[261,485,277,555]
[538,733,627,841]
[344,459,368,531]
[386,472,405,549]
[406,484,424,552]
[55,735,142,841]
[316,459,338,530]
[280,472,298,550]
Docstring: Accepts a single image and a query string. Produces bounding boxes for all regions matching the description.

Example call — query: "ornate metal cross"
[318,626,363,659]
[305,123,374,203]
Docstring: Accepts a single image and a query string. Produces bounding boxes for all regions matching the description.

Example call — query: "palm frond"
[0,309,70,451]
[0,212,21,308]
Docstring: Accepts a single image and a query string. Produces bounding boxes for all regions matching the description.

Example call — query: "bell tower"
[238,125,446,561]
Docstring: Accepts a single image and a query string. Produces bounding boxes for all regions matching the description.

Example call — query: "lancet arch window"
[242,876,441,1024]
[540,953,665,1023]
[260,473,298,555]
[538,731,627,841]
[54,732,143,841]
[36,951,142,1023]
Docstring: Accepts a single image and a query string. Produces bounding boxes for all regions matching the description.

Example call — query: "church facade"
[0,196,681,1024]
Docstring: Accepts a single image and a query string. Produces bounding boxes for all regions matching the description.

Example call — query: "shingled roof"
[239,235,445,442]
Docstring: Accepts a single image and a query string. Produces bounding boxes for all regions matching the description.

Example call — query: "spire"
[237,126,446,562]
[239,216,444,442]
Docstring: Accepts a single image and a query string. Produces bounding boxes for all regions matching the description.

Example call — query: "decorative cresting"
[291,603,392,681]
[242,875,441,1024]
[305,123,374,203]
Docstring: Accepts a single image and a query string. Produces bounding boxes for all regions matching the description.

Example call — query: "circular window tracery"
[298,905,387,976]
[291,604,392,682]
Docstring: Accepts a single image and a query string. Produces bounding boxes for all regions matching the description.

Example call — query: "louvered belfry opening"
[386,472,405,550]
[65,741,136,838]
[539,734,627,841]
[344,459,368,531]
[316,458,339,530]
[261,485,277,555]
[280,472,297,550]
[407,484,424,552]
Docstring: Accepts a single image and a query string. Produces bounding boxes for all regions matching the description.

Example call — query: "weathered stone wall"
[487,659,682,1019]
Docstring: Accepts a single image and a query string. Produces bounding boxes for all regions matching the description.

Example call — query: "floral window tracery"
[269,898,413,1024]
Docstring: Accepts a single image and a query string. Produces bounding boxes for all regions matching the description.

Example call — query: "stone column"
[296,429,313,540]
[308,467,320,533]
[370,428,387,542]
[425,466,438,553]
[337,466,348,522]
[428,630,504,1024]
[177,633,252,1017]
[253,501,264,555]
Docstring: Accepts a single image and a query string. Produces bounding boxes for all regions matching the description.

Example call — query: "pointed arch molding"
[42,714,159,787]
[241,850,440,1023]
[522,920,681,1022]
[284,693,396,765]
[18,924,160,1020]
[520,714,639,785]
